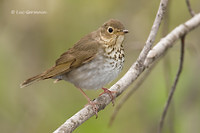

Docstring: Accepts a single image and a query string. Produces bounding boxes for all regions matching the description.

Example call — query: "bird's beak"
[118,29,129,35]
[122,29,129,34]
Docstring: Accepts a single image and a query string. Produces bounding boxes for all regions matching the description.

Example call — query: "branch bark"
[53,8,200,133]
[186,0,196,17]
[144,13,200,67]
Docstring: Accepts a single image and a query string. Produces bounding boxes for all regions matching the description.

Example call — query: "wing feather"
[42,38,100,79]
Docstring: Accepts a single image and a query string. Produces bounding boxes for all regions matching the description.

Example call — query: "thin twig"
[137,0,168,64]
[158,35,185,133]
[186,0,196,17]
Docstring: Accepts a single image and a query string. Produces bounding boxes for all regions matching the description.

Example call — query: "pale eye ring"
[107,27,114,33]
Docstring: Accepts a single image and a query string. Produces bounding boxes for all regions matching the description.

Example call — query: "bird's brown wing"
[41,40,100,79]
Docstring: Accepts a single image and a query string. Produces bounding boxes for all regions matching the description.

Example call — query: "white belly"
[62,54,124,90]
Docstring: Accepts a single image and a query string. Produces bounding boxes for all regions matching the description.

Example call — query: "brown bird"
[20,19,128,117]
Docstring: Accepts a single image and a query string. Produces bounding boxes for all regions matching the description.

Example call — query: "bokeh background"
[0,0,200,133]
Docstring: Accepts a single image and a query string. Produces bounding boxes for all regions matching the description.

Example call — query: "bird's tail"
[20,73,43,88]
[20,65,64,88]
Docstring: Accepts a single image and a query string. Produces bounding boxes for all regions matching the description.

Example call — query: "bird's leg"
[99,88,116,106]
[78,88,98,118]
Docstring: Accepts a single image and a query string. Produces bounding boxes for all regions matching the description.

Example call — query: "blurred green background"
[0,0,200,133]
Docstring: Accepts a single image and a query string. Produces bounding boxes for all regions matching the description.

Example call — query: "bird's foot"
[78,88,99,118]
[99,88,116,106]
[85,100,98,118]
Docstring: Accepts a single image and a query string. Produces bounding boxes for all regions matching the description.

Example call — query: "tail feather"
[20,66,63,88]
[20,74,43,88]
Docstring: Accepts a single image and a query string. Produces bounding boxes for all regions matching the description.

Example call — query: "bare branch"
[158,34,185,133]
[186,0,196,17]
[144,13,200,67]
[137,0,168,64]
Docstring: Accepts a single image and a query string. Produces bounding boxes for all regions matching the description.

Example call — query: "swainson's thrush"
[20,19,128,116]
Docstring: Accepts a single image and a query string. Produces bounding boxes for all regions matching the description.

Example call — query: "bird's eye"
[108,27,113,33]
